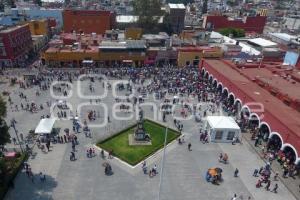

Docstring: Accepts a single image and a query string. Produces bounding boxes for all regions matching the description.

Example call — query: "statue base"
[128,134,152,146]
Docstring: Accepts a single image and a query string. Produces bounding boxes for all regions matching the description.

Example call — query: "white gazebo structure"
[205,116,240,143]
[35,118,56,134]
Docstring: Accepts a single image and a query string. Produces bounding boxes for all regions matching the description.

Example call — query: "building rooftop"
[222,36,261,56]
[116,15,138,23]
[168,3,186,9]
[0,24,28,33]
[99,40,146,50]
[202,59,300,140]
[269,33,297,42]
[177,46,220,52]
[247,38,277,48]
[238,67,300,100]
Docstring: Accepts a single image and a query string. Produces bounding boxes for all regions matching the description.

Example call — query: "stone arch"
[234,98,242,106]
[249,112,260,129]
[259,122,271,142]
[208,75,213,84]
[201,68,206,75]
[222,88,229,101]
[234,99,242,119]
[282,143,298,163]
[204,71,209,79]
[228,93,235,106]
[212,79,218,88]
[241,105,251,119]
[217,82,223,94]
[268,132,283,151]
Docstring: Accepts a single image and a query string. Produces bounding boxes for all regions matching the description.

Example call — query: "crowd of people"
[2,65,299,199]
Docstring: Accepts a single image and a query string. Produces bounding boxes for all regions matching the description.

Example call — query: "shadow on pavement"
[4,171,58,200]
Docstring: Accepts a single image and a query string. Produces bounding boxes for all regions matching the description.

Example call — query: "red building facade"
[200,59,300,163]
[203,15,267,34]
[63,10,116,35]
[0,24,33,68]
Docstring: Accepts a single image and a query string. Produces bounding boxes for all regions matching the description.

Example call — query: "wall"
[125,28,143,40]
[204,15,267,34]
[63,10,116,34]
[178,51,202,67]
[177,49,222,67]
[42,50,146,64]
[169,8,186,34]
[42,51,99,62]
[28,20,49,35]
[0,25,33,62]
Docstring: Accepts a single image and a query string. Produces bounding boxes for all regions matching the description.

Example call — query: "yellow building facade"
[177,47,223,67]
[42,40,147,67]
[125,28,143,40]
[28,20,49,36]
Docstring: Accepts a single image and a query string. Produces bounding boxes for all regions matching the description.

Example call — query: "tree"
[0,118,10,146]
[0,2,4,12]
[132,0,163,33]
[34,0,42,6]
[218,28,245,38]
[166,0,194,5]
[162,13,173,35]
[202,0,208,14]
[0,96,9,146]
[0,96,6,118]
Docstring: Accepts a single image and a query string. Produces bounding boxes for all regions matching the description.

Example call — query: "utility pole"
[158,126,168,200]
[10,119,24,153]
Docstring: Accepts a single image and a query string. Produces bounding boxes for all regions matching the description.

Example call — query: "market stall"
[205,116,240,143]
[35,118,57,142]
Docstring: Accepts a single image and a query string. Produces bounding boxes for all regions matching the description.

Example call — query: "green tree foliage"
[0,96,6,118]
[202,0,208,14]
[132,0,163,33]
[34,0,43,6]
[0,2,4,12]
[0,96,10,146]
[218,28,245,38]
[0,119,10,146]
[162,13,173,35]
[166,0,194,5]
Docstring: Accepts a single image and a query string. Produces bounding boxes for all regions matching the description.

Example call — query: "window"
[34,23,39,30]
[215,131,223,140]
[0,47,6,56]
[227,131,235,140]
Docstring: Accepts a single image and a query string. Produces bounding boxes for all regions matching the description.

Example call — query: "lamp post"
[158,126,168,200]
[10,119,24,153]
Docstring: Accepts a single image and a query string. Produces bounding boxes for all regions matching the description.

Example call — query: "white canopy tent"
[35,118,56,134]
[205,116,240,143]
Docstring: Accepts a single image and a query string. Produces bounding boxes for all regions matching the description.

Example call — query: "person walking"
[234,168,239,177]
[231,194,237,200]
[142,160,147,174]
[271,183,278,193]
[265,180,271,191]
[273,172,279,181]
[70,152,75,161]
[39,172,46,182]
[188,143,192,151]
[72,143,76,152]
[253,169,258,177]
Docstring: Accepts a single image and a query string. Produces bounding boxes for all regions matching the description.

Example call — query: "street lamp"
[10,120,24,153]
[158,126,168,200]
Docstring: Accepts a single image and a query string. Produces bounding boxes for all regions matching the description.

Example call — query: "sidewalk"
[218,139,297,200]
[243,132,300,200]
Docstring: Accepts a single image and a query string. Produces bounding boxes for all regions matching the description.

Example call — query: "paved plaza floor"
[1,77,298,200]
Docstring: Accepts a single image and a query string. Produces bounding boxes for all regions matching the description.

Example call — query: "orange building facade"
[63,10,116,35]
